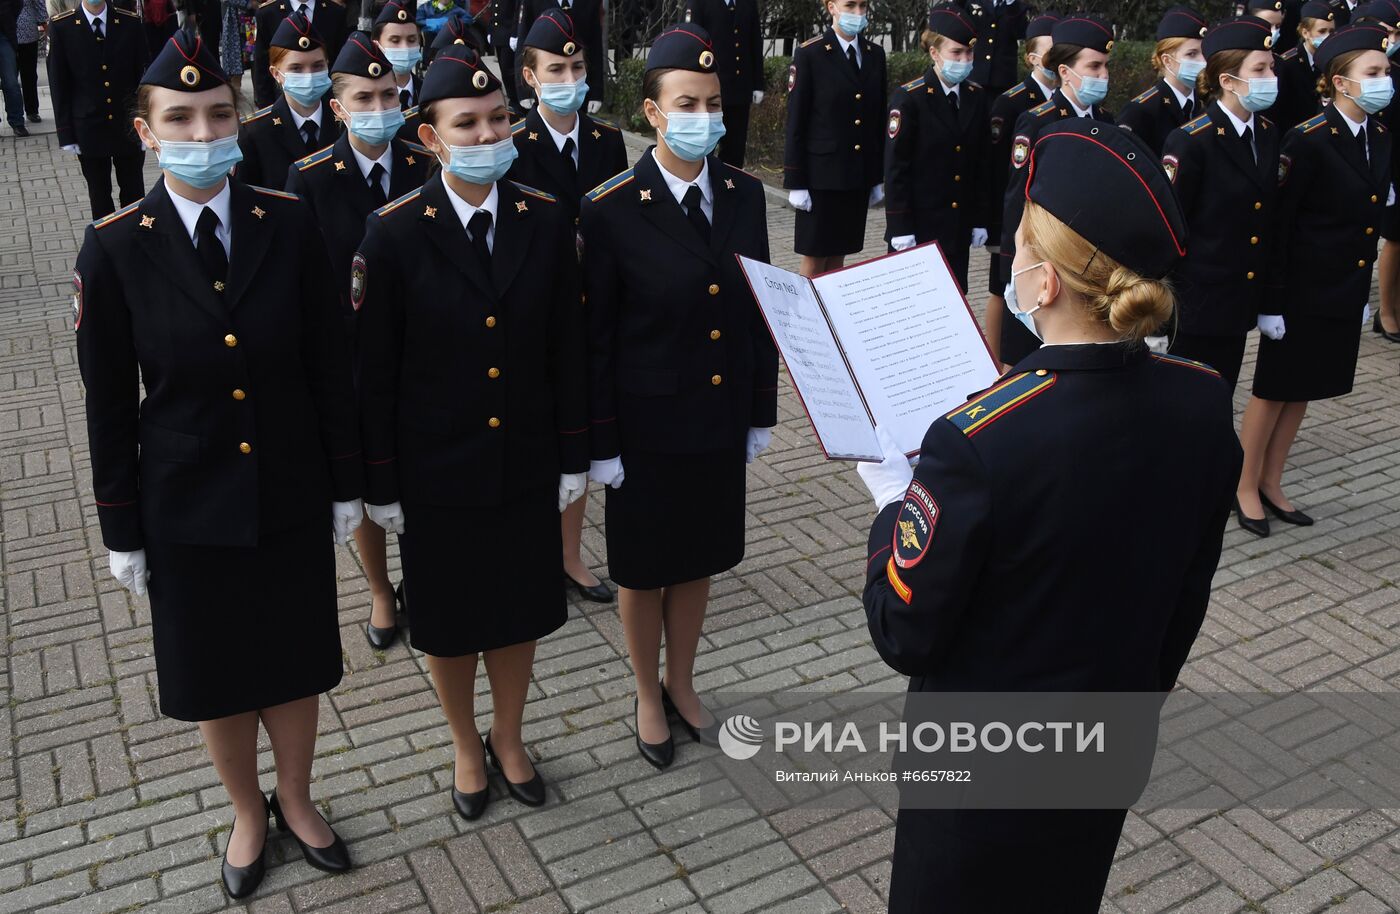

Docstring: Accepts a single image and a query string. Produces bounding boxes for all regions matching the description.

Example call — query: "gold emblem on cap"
[472,70,489,90]
[1263,34,1273,48]
[180,65,200,87]
[397,8,407,19]
[454,38,464,44]
[699,49,715,68]
[298,36,310,48]
[563,40,576,54]
[368,61,383,76]
[1104,39,1114,52]
[969,37,977,46]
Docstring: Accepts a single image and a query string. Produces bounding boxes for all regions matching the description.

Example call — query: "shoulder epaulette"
[113,7,139,16]
[590,118,620,132]
[259,0,281,8]
[1003,82,1026,99]
[1130,86,1159,105]
[900,75,925,92]
[511,118,528,135]
[966,81,981,92]
[50,8,75,19]
[1185,114,1213,135]
[721,162,761,184]
[374,189,421,217]
[1258,115,1273,130]
[241,104,275,126]
[1301,113,1328,133]
[586,169,635,201]
[511,181,556,202]
[800,35,823,48]
[402,105,420,119]
[295,146,335,170]
[1029,99,1057,117]
[1281,47,1299,60]
[403,141,430,156]
[250,185,299,200]
[944,370,1057,437]
[1150,352,1221,378]
[92,199,143,229]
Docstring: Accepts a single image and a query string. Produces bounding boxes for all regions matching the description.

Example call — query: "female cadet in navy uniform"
[509,8,626,605]
[355,45,588,818]
[998,13,1116,367]
[983,11,1057,364]
[1236,24,1393,534]
[74,32,360,899]
[581,26,777,768]
[373,0,424,113]
[1161,16,1282,391]
[882,5,989,294]
[238,11,340,189]
[783,0,887,278]
[1116,6,1209,155]
[681,0,766,166]
[1358,0,1400,341]
[856,120,1241,914]
[285,33,429,648]
[1274,1,1338,128]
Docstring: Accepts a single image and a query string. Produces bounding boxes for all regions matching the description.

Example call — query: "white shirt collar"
[349,141,392,184]
[292,0,314,21]
[834,30,861,65]
[539,112,580,160]
[1217,100,1254,137]
[1030,71,1055,101]
[1337,106,1367,136]
[166,178,233,250]
[288,100,323,131]
[651,148,712,219]
[1165,79,1193,110]
[442,176,499,249]
[1065,91,1093,118]
[81,2,106,28]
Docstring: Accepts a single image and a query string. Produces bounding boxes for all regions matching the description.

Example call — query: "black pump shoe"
[484,731,547,806]
[221,796,269,899]
[268,790,352,872]
[634,697,675,769]
[565,572,614,603]
[1234,496,1270,538]
[1373,313,1400,343]
[364,582,407,649]
[660,683,721,747]
[1259,490,1314,526]
[451,748,490,821]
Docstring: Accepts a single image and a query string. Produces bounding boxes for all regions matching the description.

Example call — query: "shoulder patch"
[1162,154,1179,184]
[892,480,939,570]
[511,181,556,202]
[1010,134,1031,168]
[1029,99,1057,117]
[92,199,143,229]
[1185,114,1213,135]
[586,168,635,201]
[295,146,336,170]
[250,185,299,200]
[1150,352,1221,378]
[900,75,926,92]
[350,253,366,311]
[887,108,902,138]
[241,104,275,125]
[1131,86,1160,104]
[374,189,422,217]
[1301,113,1328,133]
[945,370,1057,437]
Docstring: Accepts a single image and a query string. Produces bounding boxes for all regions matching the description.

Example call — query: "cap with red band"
[1027,13,1059,41]
[1202,15,1276,56]
[142,29,229,91]
[420,44,502,102]
[271,10,324,52]
[1156,5,1207,40]
[1051,14,1115,53]
[646,24,717,73]
[928,4,977,45]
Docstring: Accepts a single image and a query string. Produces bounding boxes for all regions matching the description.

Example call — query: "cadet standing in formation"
[883,4,989,293]
[1162,15,1282,392]
[682,0,765,166]
[355,45,587,820]
[253,0,347,107]
[783,0,887,277]
[856,118,1241,914]
[373,0,424,111]
[982,11,1056,363]
[581,24,776,768]
[238,12,339,190]
[999,13,1116,365]
[1274,0,1336,127]
[1359,0,1400,340]
[492,0,523,110]
[510,7,626,604]
[959,0,1027,97]
[47,0,148,220]
[286,32,429,648]
[1236,23,1393,535]
[74,30,359,900]
[1116,6,1208,155]
[515,0,603,112]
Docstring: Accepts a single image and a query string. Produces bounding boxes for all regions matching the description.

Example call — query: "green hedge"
[605,40,1161,179]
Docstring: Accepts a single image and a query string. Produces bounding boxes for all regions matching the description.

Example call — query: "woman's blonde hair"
[920,29,952,53]
[1151,36,1191,73]
[1197,47,1250,101]
[1020,201,1175,341]
[1318,47,1366,99]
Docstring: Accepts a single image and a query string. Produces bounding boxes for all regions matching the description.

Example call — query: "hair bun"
[1102,267,1174,339]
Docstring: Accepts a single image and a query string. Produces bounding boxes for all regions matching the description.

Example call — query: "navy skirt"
[794,189,869,257]
[1253,313,1362,402]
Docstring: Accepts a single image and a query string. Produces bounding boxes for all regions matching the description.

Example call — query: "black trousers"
[495,45,522,111]
[79,151,147,220]
[719,102,750,168]
[16,41,36,118]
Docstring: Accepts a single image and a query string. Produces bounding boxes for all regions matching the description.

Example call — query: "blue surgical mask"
[433,131,518,185]
[1172,56,1205,84]
[837,12,867,35]
[1310,35,1326,49]
[1038,66,1057,83]
[383,46,422,75]
[1067,68,1109,107]
[347,106,406,145]
[1389,38,1400,58]
[1004,261,1046,341]
[1344,75,1395,114]
[154,133,244,189]
[279,69,331,107]
[1231,74,1278,112]
[535,78,589,115]
[1270,26,1281,46]
[658,109,726,161]
[939,58,973,85]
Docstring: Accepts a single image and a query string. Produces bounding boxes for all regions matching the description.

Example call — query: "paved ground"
[4,65,1400,914]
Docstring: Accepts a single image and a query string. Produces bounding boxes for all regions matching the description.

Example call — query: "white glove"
[586,100,602,114]
[588,456,625,488]
[890,234,916,252]
[366,501,405,534]
[558,472,587,511]
[752,90,764,104]
[62,144,81,155]
[971,227,988,247]
[109,549,150,597]
[509,36,517,50]
[868,183,885,207]
[1257,314,1286,341]
[521,97,534,109]
[788,189,812,212]
[332,498,364,546]
[745,427,772,463]
[1363,303,1373,326]
[856,426,914,512]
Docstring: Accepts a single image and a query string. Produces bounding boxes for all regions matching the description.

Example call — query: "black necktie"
[301,120,319,150]
[467,210,492,271]
[683,184,710,244]
[93,16,103,38]
[1242,125,1256,163]
[1181,98,1193,122]
[297,2,308,15]
[1356,126,1368,163]
[400,89,412,108]
[561,137,577,177]
[846,44,859,73]
[947,91,958,115]
[195,207,228,291]
[368,162,387,207]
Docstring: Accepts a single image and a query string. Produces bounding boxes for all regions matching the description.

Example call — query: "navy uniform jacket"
[959,0,1028,92]
[491,0,516,46]
[1161,102,1281,336]
[397,103,423,144]
[581,150,777,458]
[354,174,589,507]
[1270,105,1392,321]
[985,76,1048,253]
[284,133,431,315]
[1115,79,1196,156]
[507,107,627,221]
[237,93,342,191]
[515,0,604,104]
[74,179,362,552]
[1273,45,1322,132]
[47,6,148,156]
[681,0,765,105]
[252,0,348,108]
[783,29,887,191]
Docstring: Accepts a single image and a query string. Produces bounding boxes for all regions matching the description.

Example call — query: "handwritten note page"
[813,245,999,455]
[738,256,883,461]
